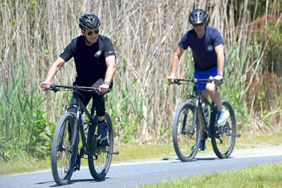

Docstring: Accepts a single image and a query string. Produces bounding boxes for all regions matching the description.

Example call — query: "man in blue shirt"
[168,8,229,150]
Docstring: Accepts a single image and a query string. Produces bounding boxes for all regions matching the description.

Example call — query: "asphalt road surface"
[1,146,282,188]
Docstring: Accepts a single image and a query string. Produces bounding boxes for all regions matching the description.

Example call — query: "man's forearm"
[215,45,225,75]
[105,64,116,83]
[170,47,184,76]
[45,63,60,82]
[105,56,116,83]
[217,54,224,75]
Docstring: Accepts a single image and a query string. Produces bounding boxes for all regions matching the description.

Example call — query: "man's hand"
[167,75,176,84]
[98,83,110,94]
[210,75,223,85]
[41,81,52,90]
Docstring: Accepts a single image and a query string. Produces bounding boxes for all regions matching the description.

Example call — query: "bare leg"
[200,90,209,105]
[205,83,223,111]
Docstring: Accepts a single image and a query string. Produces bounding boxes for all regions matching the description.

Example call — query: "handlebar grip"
[206,78,223,85]
[94,88,111,95]
[173,79,181,85]
[91,88,101,95]
[50,85,60,92]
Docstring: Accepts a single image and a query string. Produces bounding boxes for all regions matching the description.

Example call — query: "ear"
[81,29,85,35]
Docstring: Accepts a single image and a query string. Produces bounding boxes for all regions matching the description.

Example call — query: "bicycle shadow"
[195,156,235,161]
[36,177,108,187]
[195,157,217,161]
[169,156,234,163]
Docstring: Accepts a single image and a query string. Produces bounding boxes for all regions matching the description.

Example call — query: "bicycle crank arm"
[109,151,119,155]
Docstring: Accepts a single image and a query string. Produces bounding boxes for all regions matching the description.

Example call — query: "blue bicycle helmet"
[189,9,209,25]
[79,13,101,30]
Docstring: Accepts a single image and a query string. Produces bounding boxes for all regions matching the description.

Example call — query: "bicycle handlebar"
[173,78,223,85]
[47,84,109,95]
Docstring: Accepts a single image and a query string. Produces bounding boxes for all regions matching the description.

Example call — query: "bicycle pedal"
[74,165,80,172]
[93,153,99,159]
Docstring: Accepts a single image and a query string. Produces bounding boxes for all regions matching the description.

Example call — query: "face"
[193,23,206,38]
[83,29,99,45]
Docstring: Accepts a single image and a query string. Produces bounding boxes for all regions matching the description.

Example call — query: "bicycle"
[172,78,237,162]
[47,81,119,185]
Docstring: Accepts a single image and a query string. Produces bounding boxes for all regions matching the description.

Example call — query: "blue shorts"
[194,67,218,91]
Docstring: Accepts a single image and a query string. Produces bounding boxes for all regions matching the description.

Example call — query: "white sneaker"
[217,108,229,126]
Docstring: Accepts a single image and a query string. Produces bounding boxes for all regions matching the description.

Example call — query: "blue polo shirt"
[179,26,224,71]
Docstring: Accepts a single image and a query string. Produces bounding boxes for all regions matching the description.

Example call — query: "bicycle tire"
[51,113,79,185]
[88,112,114,180]
[211,100,236,159]
[172,102,199,162]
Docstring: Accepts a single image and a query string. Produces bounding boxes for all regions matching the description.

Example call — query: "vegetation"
[1,127,281,176]
[0,0,281,161]
[140,161,282,188]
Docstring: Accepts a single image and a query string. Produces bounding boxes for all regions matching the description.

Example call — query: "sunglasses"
[86,30,99,36]
[193,23,204,27]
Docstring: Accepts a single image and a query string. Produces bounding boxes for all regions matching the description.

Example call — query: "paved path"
[1,146,282,188]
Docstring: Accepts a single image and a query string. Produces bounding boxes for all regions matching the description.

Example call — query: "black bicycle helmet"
[189,9,209,25]
[79,13,101,30]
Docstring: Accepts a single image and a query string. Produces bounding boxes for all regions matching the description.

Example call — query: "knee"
[205,83,216,93]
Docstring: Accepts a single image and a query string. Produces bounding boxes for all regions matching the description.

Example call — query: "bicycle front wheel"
[88,112,114,180]
[211,100,236,159]
[51,113,79,185]
[172,102,199,162]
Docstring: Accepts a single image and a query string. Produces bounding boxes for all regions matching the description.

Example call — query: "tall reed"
[0,0,281,159]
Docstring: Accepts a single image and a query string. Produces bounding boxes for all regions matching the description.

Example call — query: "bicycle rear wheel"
[51,113,79,185]
[88,112,113,180]
[211,100,236,159]
[172,102,199,162]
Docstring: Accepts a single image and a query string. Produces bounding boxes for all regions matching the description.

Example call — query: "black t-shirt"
[59,35,115,86]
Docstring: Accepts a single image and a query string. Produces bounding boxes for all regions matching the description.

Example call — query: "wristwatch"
[103,81,111,85]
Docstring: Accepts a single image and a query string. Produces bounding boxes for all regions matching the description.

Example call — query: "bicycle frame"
[71,94,96,156]
[176,79,219,138]
[49,82,118,184]
[173,78,237,160]
[51,85,103,156]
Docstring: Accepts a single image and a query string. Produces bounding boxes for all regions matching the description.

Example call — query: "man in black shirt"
[41,13,116,145]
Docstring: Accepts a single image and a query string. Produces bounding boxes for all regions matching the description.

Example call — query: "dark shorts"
[71,79,113,117]
[194,66,218,91]
[72,91,105,117]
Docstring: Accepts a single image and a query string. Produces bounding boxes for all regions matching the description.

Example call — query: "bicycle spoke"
[173,103,199,162]
[51,113,78,185]
[88,113,113,180]
[211,100,236,159]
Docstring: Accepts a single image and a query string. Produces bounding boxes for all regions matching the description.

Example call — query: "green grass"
[0,157,51,176]
[0,128,281,176]
[140,161,282,188]
[236,128,282,149]
[112,143,175,162]
[0,143,176,176]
